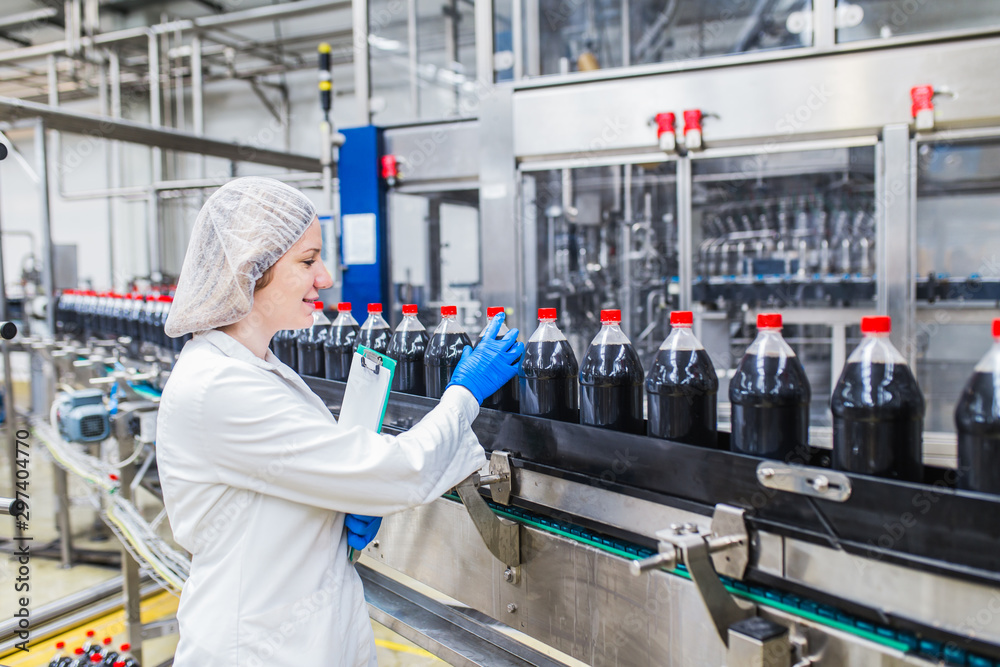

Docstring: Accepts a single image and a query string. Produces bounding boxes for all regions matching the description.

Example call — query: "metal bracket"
[455,458,521,568]
[756,462,852,502]
[479,451,513,505]
[631,504,753,646]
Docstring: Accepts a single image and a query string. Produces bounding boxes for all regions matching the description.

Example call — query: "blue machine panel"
[338,125,389,323]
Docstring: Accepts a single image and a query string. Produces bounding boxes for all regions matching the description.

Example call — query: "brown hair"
[255,265,275,291]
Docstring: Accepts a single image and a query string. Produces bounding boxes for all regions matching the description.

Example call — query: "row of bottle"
[274,301,1000,494]
[48,632,138,666]
[55,289,190,353]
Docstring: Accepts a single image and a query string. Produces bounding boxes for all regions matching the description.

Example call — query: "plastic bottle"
[646,311,720,447]
[272,325,299,371]
[477,307,519,412]
[425,305,472,399]
[518,308,579,423]
[831,316,924,481]
[70,647,87,666]
[324,302,360,381]
[358,303,392,354]
[387,304,428,396]
[48,641,68,667]
[99,638,116,666]
[730,313,811,460]
[297,302,331,377]
[116,644,138,667]
[955,319,1000,494]
[579,309,644,434]
[82,631,98,657]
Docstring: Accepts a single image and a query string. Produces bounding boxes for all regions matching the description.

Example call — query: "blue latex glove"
[344,513,382,551]
[447,312,524,404]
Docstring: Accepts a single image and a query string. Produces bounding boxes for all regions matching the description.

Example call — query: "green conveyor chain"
[443,494,995,667]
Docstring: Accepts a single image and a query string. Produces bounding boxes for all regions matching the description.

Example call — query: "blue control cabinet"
[338,125,389,322]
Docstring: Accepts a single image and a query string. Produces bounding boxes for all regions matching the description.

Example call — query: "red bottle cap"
[757,313,782,329]
[120,644,131,651]
[487,307,504,318]
[600,309,622,323]
[670,311,693,327]
[115,663,126,667]
[87,631,95,638]
[367,303,382,313]
[861,316,891,334]
[337,302,352,312]
[402,304,418,315]
[538,307,557,320]
[103,637,112,645]
[76,648,85,655]
[993,319,1000,339]
[441,305,457,317]
[91,655,103,663]
[56,641,66,649]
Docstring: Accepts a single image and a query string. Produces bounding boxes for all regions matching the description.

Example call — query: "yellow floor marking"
[375,637,443,660]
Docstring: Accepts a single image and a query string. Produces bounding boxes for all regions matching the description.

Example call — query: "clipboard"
[340,346,395,563]
[338,345,396,433]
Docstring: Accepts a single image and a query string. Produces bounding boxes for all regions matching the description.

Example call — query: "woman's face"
[255,217,333,331]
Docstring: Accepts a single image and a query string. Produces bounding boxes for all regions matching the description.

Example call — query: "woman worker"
[155,177,522,666]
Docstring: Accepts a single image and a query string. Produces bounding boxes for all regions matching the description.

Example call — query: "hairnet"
[165,177,317,338]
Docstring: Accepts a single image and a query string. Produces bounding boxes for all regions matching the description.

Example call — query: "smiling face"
[253,217,333,332]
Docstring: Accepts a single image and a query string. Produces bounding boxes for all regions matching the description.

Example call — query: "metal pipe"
[621,167,633,337]
[109,48,122,287]
[352,0,371,125]
[407,0,418,116]
[35,120,55,335]
[0,160,22,542]
[620,0,630,67]
[55,171,323,201]
[677,156,692,310]
[148,32,163,278]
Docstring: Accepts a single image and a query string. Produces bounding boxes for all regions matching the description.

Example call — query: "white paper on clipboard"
[338,346,396,433]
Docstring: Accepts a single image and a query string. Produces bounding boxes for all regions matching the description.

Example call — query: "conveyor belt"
[443,493,997,667]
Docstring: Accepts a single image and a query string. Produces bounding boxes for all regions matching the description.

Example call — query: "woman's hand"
[344,513,382,550]
[446,312,524,404]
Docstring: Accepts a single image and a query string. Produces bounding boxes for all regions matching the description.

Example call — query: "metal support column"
[352,0,371,126]
[813,0,836,51]
[877,124,916,366]
[474,0,494,87]
[0,150,21,542]
[147,33,163,279]
[677,155,693,311]
[116,414,144,665]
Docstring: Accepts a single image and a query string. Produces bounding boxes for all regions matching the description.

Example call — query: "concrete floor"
[0,394,445,666]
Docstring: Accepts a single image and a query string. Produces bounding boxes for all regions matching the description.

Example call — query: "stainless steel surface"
[756,462,853,502]
[368,497,729,666]
[383,121,481,186]
[487,451,512,505]
[359,564,566,667]
[511,37,1000,159]
[709,504,750,579]
[478,85,520,328]
[728,619,790,667]
[455,474,521,567]
[0,97,320,172]
[353,0,371,125]
[116,411,146,663]
[475,0,494,87]
[35,119,55,336]
[878,124,916,366]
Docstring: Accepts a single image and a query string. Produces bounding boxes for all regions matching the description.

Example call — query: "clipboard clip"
[360,349,383,374]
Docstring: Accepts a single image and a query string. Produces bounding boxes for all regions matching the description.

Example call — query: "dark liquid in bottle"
[388,329,428,396]
[425,331,472,399]
[956,371,1000,494]
[646,348,719,447]
[579,343,644,434]
[358,326,391,355]
[477,333,519,412]
[832,361,924,481]
[730,354,810,460]
[324,323,360,381]
[519,339,579,423]
[273,331,298,371]
[297,328,327,377]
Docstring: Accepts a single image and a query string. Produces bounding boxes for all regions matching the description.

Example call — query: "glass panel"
[692,146,877,430]
[915,138,1000,434]
[369,0,479,125]
[836,0,1000,42]
[521,163,678,370]
[522,0,811,78]
[388,190,481,326]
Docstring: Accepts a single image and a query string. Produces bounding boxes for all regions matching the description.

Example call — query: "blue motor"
[55,389,110,443]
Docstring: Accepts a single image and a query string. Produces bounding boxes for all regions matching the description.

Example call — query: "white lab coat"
[155,330,485,666]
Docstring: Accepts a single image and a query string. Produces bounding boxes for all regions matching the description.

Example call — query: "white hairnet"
[165,177,317,338]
